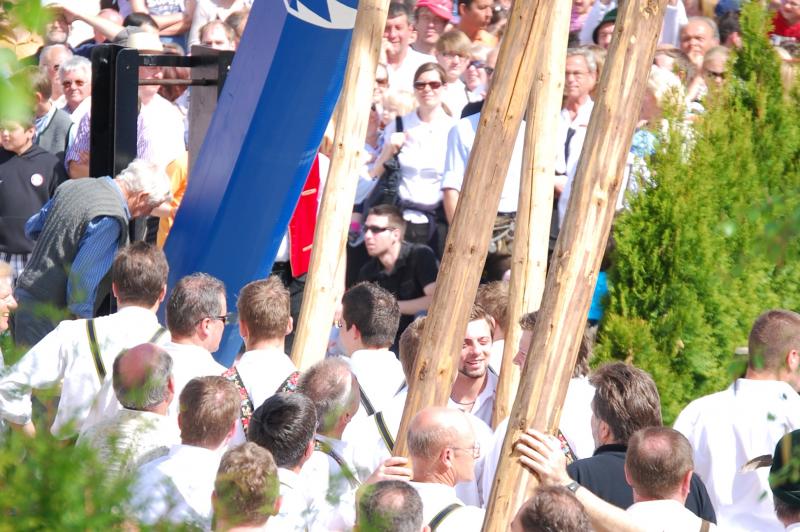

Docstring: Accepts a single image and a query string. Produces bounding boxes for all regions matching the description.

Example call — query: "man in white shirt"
[674,309,800,531]
[384,3,436,92]
[0,242,169,438]
[212,442,281,531]
[339,282,405,419]
[249,392,320,531]
[410,0,451,56]
[299,358,412,530]
[227,275,297,444]
[448,305,497,428]
[407,406,486,531]
[132,376,239,530]
[161,273,228,419]
[356,480,426,532]
[78,343,180,476]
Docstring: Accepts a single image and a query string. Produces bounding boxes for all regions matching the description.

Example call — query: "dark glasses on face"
[414,80,443,91]
[469,61,495,75]
[363,225,395,235]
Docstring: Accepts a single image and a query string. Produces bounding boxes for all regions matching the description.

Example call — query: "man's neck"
[632,491,686,505]
[564,95,589,120]
[171,335,209,350]
[744,368,784,382]
[458,22,479,41]
[450,372,487,408]
[118,300,160,314]
[35,100,51,118]
[378,241,402,272]
[412,465,457,487]
[145,402,169,416]
[411,42,434,56]
[214,518,266,532]
[386,46,408,67]
[245,337,285,353]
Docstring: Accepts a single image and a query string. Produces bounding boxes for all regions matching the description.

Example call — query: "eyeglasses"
[468,61,495,75]
[565,70,589,79]
[451,443,481,459]
[704,69,726,80]
[442,51,469,60]
[203,312,236,325]
[62,79,87,88]
[363,225,395,235]
[375,77,389,87]
[413,80,443,91]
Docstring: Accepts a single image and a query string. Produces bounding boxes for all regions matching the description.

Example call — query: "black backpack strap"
[358,381,376,416]
[222,366,254,436]
[395,115,404,133]
[148,326,167,344]
[314,437,360,489]
[85,319,106,381]
[374,410,395,452]
[429,503,462,530]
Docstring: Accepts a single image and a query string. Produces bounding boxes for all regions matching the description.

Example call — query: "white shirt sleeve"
[660,0,688,46]
[579,0,617,45]
[442,122,469,192]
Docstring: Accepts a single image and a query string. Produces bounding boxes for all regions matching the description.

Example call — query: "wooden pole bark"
[491,0,570,429]
[482,0,668,528]
[291,0,390,370]
[392,0,547,458]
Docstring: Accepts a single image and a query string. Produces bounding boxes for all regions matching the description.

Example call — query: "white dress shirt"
[442,113,525,214]
[162,341,227,419]
[674,378,800,532]
[408,481,485,532]
[387,48,435,93]
[265,467,320,532]
[0,306,168,437]
[346,348,405,420]
[229,348,297,445]
[132,443,224,530]
[626,499,717,531]
[78,408,180,476]
[556,98,595,226]
[482,377,597,503]
[447,370,498,429]
[578,0,687,47]
[299,434,358,531]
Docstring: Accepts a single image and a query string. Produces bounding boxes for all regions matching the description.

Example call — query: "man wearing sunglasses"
[356,204,438,352]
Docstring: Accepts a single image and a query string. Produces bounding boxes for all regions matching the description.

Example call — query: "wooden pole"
[290,0,390,370]
[482,0,669,528]
[392,0,547,458]
[491,0,570,429]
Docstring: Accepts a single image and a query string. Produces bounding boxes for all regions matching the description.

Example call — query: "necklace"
[453,398,476,406]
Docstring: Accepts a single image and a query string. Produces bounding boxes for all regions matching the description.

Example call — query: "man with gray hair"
[679,16,720,67]
[356,480,426,532]
[161,273,227,419]
[38,44,73,103]
[407,406,485,531]
[57,55,91,122]
[78,343,180,475]
[13,158,171,346]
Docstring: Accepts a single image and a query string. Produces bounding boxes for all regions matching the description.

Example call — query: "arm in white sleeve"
[660,0,688,46]
[579,0,617,45]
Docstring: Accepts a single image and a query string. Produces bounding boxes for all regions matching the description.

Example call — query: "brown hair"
[29,67,52,100]
[368,204,407,238]
[435,30,471,56]
[519,311,592,378]
[237,276,290,342]
[179,376,239,448]
[342,282,400,348]
[214,442,279,527]
[399,316,426,380]
[413,62,447,85]
[111,242,168,307]
[515,486,591,532]
[625,426,694,499]
[589,362,662,444]
[748,309,800,373]
[475,281,508,335]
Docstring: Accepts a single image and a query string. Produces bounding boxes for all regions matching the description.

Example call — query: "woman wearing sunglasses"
[369,63,455,257]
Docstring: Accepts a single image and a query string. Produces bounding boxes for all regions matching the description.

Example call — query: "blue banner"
[164,1,357,365]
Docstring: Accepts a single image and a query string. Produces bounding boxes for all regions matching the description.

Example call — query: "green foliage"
[595,2,800,424]
[0,430,134,531]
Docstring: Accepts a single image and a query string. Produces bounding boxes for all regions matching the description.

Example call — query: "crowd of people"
[1,0,800,530]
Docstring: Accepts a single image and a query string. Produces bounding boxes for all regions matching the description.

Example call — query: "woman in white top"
[370,63,455,256]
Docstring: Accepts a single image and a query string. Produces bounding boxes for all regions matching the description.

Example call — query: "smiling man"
[357,204,438,351]
[384,2,435,92]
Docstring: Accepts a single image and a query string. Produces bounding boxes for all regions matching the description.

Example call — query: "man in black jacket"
[565,362,717,523]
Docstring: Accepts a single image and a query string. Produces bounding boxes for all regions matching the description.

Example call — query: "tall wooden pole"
[482,0,669,528]
[491,0,570,429]
[291,0,390,370]
[392,0,547,458]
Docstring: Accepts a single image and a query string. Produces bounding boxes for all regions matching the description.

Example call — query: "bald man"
[408,407,486,531]
[78,343,179,475]
[679,17,720,67]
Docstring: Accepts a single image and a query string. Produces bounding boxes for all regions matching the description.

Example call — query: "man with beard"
[447,304,496,427]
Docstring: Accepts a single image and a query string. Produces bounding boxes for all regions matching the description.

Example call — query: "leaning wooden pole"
[482,0,668,528]
[392,0,546,458]
[291,0,390,370]
[491,0,570,429]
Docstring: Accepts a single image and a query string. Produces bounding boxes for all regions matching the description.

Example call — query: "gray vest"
[36,108,73,164]
[17,177,129,313]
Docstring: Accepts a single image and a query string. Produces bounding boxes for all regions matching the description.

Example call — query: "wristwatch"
[565,480,581,494]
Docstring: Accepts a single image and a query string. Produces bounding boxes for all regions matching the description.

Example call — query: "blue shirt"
[25,176,130,318]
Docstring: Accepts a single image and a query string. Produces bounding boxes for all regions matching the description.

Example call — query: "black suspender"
[374,411,395,452]
[428,503,462,530]
[358,381,376,416]
[314,437,360,489]
[85,320,167,382]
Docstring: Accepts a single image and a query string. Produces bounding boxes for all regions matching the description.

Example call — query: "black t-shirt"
[357,241,439,347]
[0,145,64,254]
[567,444,717,523]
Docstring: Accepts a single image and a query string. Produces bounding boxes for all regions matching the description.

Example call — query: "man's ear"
[303,438,316,462]
[272,495,282,516]
[239,319,248,341]
[787,349,800,372]
[285,316,293,336]
[623,463,633,488]
[111,282,120,300]
[157,284,167,304]
[457,2,466,17]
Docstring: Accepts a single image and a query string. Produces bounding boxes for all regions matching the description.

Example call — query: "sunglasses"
[363,225,395,235]
[413,80,443,91]
[469,61,495,75]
